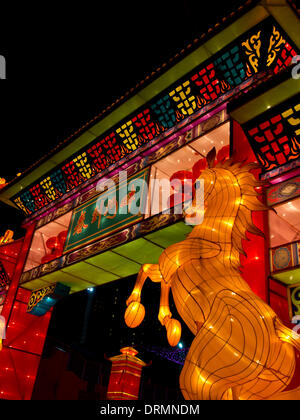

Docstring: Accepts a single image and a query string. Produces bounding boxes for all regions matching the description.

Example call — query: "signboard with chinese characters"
[64,168,150,253]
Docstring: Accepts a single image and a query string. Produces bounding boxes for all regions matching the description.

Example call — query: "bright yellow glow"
[125,158,300,400]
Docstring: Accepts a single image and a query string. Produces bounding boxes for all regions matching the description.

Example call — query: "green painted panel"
[273,268,300,285]
[64,168,149,253]
[86,251,141,277]
[61,262,119,284]
[145,221,192,248]
[112,238,163,265]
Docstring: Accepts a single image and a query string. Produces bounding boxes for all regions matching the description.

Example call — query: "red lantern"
[45,236,59,250]
[106,347,148,400]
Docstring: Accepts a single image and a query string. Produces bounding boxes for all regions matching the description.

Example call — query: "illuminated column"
[106,347,147,400]
[231,120,270,302]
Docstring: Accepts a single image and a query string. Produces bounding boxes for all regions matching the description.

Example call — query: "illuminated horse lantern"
[125,148,300,400]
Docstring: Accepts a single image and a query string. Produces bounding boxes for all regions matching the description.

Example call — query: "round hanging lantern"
[125,302,145,328]
[166,318,182,347]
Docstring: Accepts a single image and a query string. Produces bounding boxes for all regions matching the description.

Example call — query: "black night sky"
[0,0,253,398]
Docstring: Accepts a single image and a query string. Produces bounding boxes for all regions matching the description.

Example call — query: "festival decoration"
[244,95,300,173]
[106,347,148,400]
[125,148,300,400]
[0,316,5,351]
[0,178,7,190]
[166,318,182,347]
[168,170,193,210]
[125,302,146,329]
[40,230,68,265]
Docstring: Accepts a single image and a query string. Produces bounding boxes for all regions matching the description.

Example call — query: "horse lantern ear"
[206,147,216,168]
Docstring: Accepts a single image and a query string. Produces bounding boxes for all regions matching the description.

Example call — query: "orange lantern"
[106,347,148,400]
[166,318,181,347]
[125,302,145,328]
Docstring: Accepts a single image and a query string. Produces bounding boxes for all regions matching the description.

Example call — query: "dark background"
[0,0,250,238]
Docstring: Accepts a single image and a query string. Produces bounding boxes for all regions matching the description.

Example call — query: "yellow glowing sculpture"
[125,148,300,400]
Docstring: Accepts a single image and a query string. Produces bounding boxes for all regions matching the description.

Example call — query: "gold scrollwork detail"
[27,284,56,312]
